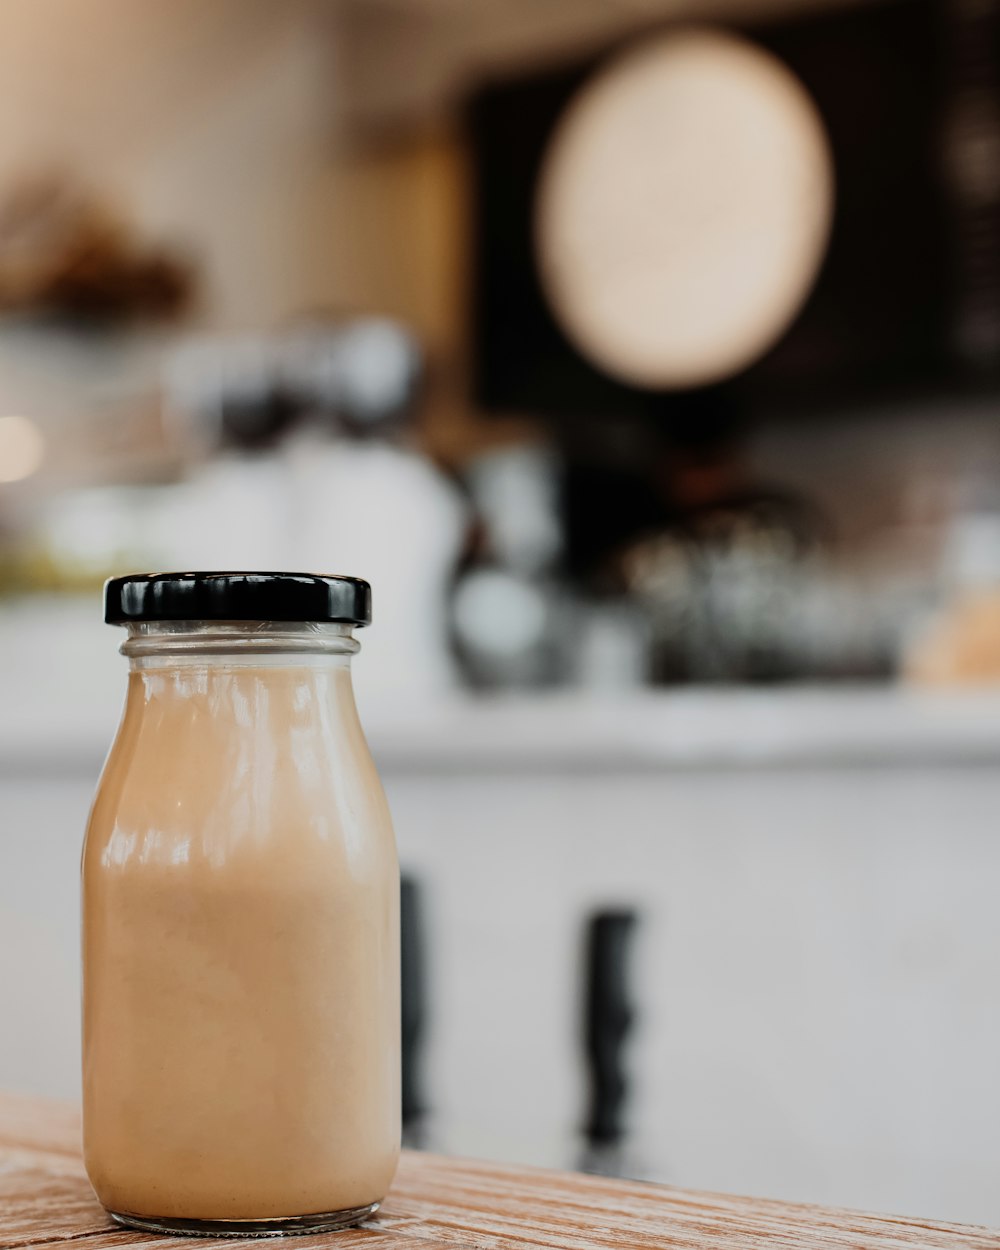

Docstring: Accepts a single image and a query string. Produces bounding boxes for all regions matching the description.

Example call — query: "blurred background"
[2,0,1000,1228]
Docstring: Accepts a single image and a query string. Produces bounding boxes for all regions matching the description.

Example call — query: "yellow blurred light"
[0,415,45,483]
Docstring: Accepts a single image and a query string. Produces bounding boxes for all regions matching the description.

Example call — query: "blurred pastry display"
[906,508,1000,684]
[907,590,1000,684]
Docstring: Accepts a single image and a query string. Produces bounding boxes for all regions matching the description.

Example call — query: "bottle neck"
[120,621,360,669]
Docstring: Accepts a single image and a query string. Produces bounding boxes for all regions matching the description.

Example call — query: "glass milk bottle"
[82,573,400,1236]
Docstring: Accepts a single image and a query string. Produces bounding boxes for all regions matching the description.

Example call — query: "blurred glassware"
[620,493,831,682]
[610,477,931,685]
[450,445,571,688]
[573,602,649,690]
[164,334,298,455]
[452,565,566,688]
[465,445,562,575]
[305,317,422,436]
[163,317,422,456]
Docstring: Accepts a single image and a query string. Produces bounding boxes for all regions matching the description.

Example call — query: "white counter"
[366,686,1000,772]
[6,683,1000,774]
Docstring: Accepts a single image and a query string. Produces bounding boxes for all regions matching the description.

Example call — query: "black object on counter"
[582,909,638,1149]
[401,874,426,1140]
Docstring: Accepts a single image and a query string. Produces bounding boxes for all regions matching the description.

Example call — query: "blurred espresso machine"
[160,317,467,701]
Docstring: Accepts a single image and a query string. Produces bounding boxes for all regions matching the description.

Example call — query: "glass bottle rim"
[120,619,360,660]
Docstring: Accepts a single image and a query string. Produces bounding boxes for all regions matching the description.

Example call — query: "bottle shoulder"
[84,668,395,878]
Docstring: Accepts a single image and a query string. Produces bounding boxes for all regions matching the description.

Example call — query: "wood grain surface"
[1,1092,997,1249]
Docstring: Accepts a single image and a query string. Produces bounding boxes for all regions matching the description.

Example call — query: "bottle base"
[108,1202,380,1238]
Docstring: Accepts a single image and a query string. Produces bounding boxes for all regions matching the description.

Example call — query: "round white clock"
[535,28,834,389]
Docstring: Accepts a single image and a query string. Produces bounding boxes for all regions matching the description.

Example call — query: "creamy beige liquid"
[82,655,400,1222]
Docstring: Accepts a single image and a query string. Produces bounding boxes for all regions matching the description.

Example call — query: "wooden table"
[2,1092,997,1249]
